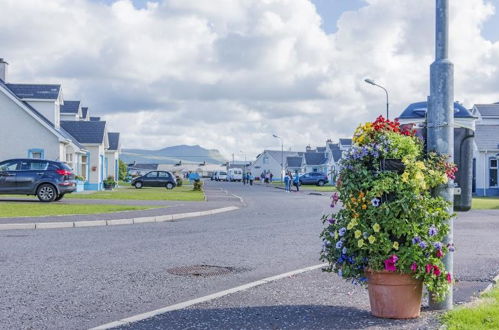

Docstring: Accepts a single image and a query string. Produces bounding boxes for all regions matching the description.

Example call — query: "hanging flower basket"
[320,116,456,319]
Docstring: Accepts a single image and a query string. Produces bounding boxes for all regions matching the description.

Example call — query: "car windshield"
[220,172,227,175]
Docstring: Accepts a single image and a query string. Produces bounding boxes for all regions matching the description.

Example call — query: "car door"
[16,160,49,193]
[0,160,20,193]
[143,171,158,187]
[157,171,170,186]
[301,173,311,184]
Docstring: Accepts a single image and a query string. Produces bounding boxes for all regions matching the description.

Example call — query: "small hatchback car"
[0,158,76,202]
[131,171,177,189]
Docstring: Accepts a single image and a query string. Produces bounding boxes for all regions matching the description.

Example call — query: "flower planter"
[380,159,405,174]
[103,183,115,190]
[365,270,423,319]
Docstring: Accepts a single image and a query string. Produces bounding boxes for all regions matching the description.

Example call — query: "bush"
[175,176,183,187]
[193,180,203,191]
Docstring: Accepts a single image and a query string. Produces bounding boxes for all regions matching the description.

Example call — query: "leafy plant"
[193,180,203,191]
[321,116,455,301]
[175,175,183,187]
[103,175,117,186]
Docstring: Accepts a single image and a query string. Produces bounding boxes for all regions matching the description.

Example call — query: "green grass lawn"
[66,185,204,201]
[441,286,499,329]
[0,203,158,218]
[472,198,499,210]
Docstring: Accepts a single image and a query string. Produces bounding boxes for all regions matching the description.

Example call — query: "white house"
[106,132,121,181]
[0,58,121,190]
[249,150,301,180]
[0,59,87,175]
[471,103,499,196]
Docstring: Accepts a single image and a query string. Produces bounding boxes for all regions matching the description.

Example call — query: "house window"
[28,149,44,159]
[66,153,73,170]
[490,158,498,187]
[81,155,88,180]
[32,152,42,159]
[263,156,269,164]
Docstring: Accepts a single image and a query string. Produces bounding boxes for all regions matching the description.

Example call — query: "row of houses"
[0,58,120,190]
[248,138,352,182]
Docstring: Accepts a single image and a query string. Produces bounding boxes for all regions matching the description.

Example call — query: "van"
[215,171,227,181]
[227,168,243,182]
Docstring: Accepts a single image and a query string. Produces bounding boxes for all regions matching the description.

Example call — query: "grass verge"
[472,198,499,210]
[0,203,158,218]
[441,286,499,329]
[66,185,204,201]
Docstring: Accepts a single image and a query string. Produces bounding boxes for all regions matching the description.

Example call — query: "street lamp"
[364,78,389,119]
[272,134,284,182]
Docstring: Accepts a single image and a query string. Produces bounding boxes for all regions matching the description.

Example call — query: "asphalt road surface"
[0,181,498,329]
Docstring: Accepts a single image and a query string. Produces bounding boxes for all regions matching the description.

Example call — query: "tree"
[118,159,128,181]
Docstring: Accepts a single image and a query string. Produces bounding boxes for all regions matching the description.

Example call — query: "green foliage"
[103,175,117,186]
[175,175,183,187]
[118,159,128,181]
[193,180,203,191]
[320,116,455,301]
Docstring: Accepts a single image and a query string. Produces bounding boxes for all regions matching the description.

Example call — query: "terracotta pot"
[365,270,423,319]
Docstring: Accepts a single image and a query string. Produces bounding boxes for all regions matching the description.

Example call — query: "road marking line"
[91,263,327,330]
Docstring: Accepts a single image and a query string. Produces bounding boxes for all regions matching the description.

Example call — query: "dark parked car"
[299,172,329,186]
[131,171,177,189]
[0,158,76,202]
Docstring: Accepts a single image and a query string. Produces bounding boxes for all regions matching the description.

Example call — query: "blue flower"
[434,242,443,249]
[342,247,348,254]
[412,236,421,244]
[337,256,345,263]
[336,241,343,249]
[339,227,347,237]
[429,225,438,237]
[371,198,381,207]
[419,241,427,249]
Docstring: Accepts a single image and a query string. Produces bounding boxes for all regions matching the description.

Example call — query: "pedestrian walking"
[243,171,246,185]
[284,172,291,192]
[249,172,254,186]
[265,172,270,184]
[293,171,300,192]
[269,173,273,182]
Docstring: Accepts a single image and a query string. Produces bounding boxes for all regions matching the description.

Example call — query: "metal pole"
[382,87,389,120]
[281,141,284,182]
[428,0,454,310]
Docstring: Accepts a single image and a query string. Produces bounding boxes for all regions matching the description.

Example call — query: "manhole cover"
[167,265,234,277]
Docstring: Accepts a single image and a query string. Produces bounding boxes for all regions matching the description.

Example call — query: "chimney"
[0,58,8,82]
[306,145,312,152]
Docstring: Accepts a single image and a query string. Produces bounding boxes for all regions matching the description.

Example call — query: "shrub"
[175,176,183,187]
[193,180,203,191]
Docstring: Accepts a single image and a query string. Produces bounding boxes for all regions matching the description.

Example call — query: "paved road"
[0,182,498,329]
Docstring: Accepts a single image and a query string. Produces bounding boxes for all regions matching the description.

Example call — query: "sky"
[1,0,499,160]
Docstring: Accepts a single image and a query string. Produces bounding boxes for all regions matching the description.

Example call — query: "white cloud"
[1,0,499,159]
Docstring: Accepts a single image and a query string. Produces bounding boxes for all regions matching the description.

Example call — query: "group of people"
[242,172,254,185]
[260,172,273,184]
[283,171,300,192]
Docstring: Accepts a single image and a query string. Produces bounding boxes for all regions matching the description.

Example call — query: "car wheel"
[134,181,143,189]
[317,180,325,186]
[37,184,57,202]
[54,194,65,201]
[166,182,174,190]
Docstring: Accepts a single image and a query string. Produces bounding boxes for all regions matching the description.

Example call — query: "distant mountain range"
[120,145,227,165]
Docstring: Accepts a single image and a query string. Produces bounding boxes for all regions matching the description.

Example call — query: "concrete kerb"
[481,271,499,295]
[0,206,240,231]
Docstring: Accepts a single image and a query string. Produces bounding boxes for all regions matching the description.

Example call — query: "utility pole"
[428,0,454,310]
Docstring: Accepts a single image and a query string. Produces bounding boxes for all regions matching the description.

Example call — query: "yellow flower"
[352,213,359,219]
[415,161,426,170]
[401,172,409,183]
[393,241,399,250]
[362,204,367,210]
[351,197,356,203]
[368,235,376,244]
[372,223,380,233]
[359,192,365,199]
[347,219,358,230]
[358,239,365,248]
[354,230,362,239]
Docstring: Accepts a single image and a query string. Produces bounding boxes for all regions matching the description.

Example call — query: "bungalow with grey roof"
[471,103,499,196]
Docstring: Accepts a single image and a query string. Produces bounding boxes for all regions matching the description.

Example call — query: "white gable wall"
[0,90,63,160]
[26,100,60,128]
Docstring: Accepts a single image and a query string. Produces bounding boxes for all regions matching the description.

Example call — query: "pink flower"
[425,264,433,274]
[446,273,452,283]
[436,249,444,258]
[384,255,398,272]
[433,265,441,276]
[330,192,340,208]
[410,262,418,272]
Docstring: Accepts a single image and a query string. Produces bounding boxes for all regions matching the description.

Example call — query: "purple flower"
[335,241,343,249]
[434,242,443,250]
[429,225,438,237]
[342,247,347,254]
[328,218,336,224]
[419,241,427,249]
[339,227,347,237]
[447,243,455,252]
[412,236,421,244]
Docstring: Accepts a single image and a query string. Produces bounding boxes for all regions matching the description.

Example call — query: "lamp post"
[364,78,389,119]
[428,0,454,310]
[273,134,284,182]
[240,150,247,182]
